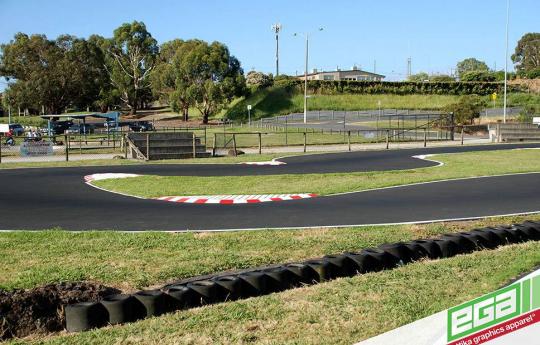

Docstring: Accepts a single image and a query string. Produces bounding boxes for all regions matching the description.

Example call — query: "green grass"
[10,233,540,344]
[0,116,47,127]
[224,87,462,121]
[93,148,540,198]
[222,85,538,122]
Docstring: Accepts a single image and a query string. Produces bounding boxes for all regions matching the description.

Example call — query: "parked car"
[66,124,95,134]
[129,121,154,132]
[0,123,25,136]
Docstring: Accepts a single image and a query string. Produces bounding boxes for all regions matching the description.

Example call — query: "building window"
[323,75,334,81]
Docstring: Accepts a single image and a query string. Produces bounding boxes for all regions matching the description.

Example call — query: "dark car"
[129,121,154,132]
[66,124,95,134]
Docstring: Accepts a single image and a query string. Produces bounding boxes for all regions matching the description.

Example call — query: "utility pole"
[374,60,377,74]
[407,57,412,78]
[271,23,282,76]
[503,0,510,123]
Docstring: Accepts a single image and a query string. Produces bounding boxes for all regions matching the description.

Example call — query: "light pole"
[295,28,323,124]
[271,23,282,76]
[503,0,510,123]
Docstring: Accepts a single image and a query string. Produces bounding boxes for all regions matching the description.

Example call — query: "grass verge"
[2,214,540,293]
[92,149,540,198]
[9,236,540,344]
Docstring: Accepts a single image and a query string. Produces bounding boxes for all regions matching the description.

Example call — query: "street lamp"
[294,28,324,124]
[503,0,510,123]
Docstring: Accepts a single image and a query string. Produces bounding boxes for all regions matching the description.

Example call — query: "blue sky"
[0,0,539,90]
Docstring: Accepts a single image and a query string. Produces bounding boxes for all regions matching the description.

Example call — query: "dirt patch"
[0,282,119,340]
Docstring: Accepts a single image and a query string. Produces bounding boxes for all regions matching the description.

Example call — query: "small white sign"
[247,105,252,110]
[532,117,540,125]
[20,141,54,157]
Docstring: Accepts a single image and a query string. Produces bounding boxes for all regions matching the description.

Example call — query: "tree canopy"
[512,33,540,78]
[456,58,489,79]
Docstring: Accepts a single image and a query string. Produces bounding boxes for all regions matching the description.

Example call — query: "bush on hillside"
[444,95,487,125]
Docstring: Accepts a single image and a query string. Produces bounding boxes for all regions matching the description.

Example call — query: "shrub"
[444,95,487,125]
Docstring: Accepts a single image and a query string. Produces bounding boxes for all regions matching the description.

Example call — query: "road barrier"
[65,221,540,333]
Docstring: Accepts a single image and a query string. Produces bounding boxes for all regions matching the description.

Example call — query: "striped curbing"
[154,193,317,204]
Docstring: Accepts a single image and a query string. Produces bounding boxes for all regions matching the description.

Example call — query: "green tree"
[512,33,540,75]
[246,71,273,88]
[185,41,245,123]
[0,33,107,114]
[105,21,158,114]
[460,71,496,82]
[429,74,455,82]
[407,72,429,82]
[456,58,489,79]
[444,95,487,125]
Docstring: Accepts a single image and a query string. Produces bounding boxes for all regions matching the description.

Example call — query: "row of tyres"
[65,221,540,332]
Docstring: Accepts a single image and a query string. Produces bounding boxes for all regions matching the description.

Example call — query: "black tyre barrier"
[65,302,108,332]
[469,229,502,249]
[378,242,417,264]
[431,238,460,258]
[187,280,218,305]
[440,233,477,253]
[304,259,336,282]
[165,285,197,309]
[407,239,442,259]
[262,266,297,292]
[285,263,318,284]
[323,254,359,277]
[133,290,171,317]
[64,221,540,333]
[100,294,145,324]
[213,276,244,301]
[239,271,270,297]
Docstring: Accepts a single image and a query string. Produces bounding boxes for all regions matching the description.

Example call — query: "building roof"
[302,69,385,78]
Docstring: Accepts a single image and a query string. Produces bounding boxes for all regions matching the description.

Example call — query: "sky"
[0,0,539,91]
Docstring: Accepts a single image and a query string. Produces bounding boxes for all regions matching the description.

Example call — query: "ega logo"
[447,275,540,342]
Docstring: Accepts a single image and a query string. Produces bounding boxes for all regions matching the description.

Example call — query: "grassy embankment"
[93,149,540,198]
[2,215,540,344]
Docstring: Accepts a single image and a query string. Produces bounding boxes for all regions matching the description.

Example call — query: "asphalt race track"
[1,143,540,231]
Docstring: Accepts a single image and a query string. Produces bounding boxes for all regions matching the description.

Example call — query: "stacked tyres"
[263,266,297,292]
[100,294,145,324]
[431,238,460,258]
[214,275,246,301]
[133,290,170,317]
[187,280,218,305]
[323,254,359,277]
[165,285,196,309]
[64,221,540,334]
[407,239,443,259]
[285,263,318,285]
[516,222,540,240]
[239,271,269,297]
[378,242,418,264]
[65,302,108,332]
[440,233,477,254]
[468,229,502,249]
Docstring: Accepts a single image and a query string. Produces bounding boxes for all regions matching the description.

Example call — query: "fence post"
[212,133,217,156]
[303,132,307,153]
[461,126,464,145]
[386,130,389,149]
[348,131,351,151]
[423,128,427,147]
[192,132,196,158]
[258,132,262,154]
[124,134,128,159]
[146,133,150,161]
[232,133,237,156]
[332,110,335,120]
[65,134,69,161]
